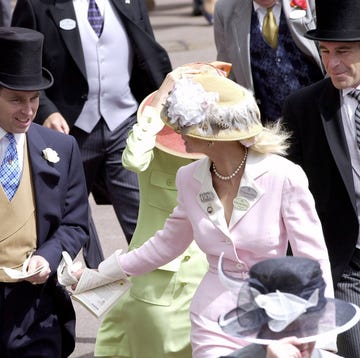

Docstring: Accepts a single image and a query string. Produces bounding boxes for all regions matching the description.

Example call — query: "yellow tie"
[262,7,278,48]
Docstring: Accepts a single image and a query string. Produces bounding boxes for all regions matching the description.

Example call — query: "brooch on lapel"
[289,0,307,19]
[42,148,60,164]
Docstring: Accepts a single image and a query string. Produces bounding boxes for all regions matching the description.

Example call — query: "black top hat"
[0,27,53,91]
[305,0,360,41]
[218,255,360,344]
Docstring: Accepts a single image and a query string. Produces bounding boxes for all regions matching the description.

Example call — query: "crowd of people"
[0,0,360,357]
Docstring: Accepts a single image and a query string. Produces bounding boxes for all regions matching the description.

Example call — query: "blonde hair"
[249,120,291,155]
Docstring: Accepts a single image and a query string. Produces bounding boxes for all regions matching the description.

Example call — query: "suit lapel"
[229,172,263,230]
[49,0,87,78]
[232,1,253,89]
[195,159,229,236]
[109,0,132,22]
[318,80,357,211]
[282,0,323,70]
[229,152,265,230]
[26,126,61,244]
[194,152,266,236]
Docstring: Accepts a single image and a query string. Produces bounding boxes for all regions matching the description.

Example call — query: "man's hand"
[266,337,315,358]
[43,112,70,134]
[25,255,51,285]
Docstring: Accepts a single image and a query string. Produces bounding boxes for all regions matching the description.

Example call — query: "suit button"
[236,263,244,270]
[80,94,88,100]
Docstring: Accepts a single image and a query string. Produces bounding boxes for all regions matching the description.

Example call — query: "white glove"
[98,249,128,281]
[137,106,164,136]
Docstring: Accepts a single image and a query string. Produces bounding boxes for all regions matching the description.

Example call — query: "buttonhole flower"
[290,0,307,10]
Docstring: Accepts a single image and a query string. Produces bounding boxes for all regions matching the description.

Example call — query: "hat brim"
[138,92,204,159]
[183,125,263,142]
[156,125,204,159]
[219,299,360,345]
[305,30,360,42]
[0,67,53,91]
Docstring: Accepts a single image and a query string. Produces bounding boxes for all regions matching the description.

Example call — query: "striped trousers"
[335,248,360,357]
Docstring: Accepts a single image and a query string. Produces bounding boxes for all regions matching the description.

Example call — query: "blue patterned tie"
[0,133,20,200]
[88,0,104,37]
[348,90,360,150]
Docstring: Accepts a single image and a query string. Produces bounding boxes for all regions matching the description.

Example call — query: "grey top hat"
[0,27,53,90]
[218,255,360,344]
[305,0,360,41]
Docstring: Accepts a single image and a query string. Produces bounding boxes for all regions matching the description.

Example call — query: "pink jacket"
[117,150,333,357]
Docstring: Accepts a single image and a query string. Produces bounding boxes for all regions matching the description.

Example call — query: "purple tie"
[88,0,103,37]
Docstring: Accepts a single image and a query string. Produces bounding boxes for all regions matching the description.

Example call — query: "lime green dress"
[95,109,208,358]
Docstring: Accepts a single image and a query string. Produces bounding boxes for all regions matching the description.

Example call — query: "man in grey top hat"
[282,0,360,356]
[0,26,89,357]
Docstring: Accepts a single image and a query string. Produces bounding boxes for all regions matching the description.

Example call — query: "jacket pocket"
[130,269,177,306]
[148,170,177,212]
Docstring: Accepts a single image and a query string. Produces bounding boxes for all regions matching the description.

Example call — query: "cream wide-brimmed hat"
[160,74,263,141]
[136,61,234,158]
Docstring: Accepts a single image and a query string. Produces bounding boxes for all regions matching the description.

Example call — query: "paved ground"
[70,1,216,357]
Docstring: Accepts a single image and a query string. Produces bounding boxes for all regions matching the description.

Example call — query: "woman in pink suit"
[78,68,334,357]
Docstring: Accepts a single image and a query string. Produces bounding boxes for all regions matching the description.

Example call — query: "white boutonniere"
[125,0,130,4]
[42,148,60,164]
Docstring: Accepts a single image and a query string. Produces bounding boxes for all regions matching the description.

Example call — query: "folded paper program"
[57,250,131,318]
[1,251,46,280]
[57,251,82,286]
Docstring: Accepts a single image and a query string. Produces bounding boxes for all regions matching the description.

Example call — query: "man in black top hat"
[282,0,360,356]
[0,27,89,357]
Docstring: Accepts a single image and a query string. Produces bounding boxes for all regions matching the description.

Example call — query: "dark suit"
[282,77,360,357]
[11,0,172,268]
[0,123,89,357]
[11,0,171,127]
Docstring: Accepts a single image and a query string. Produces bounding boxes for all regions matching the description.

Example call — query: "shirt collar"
[342,86,360,98]
[0,128,24,144]
[253,1,281,12]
